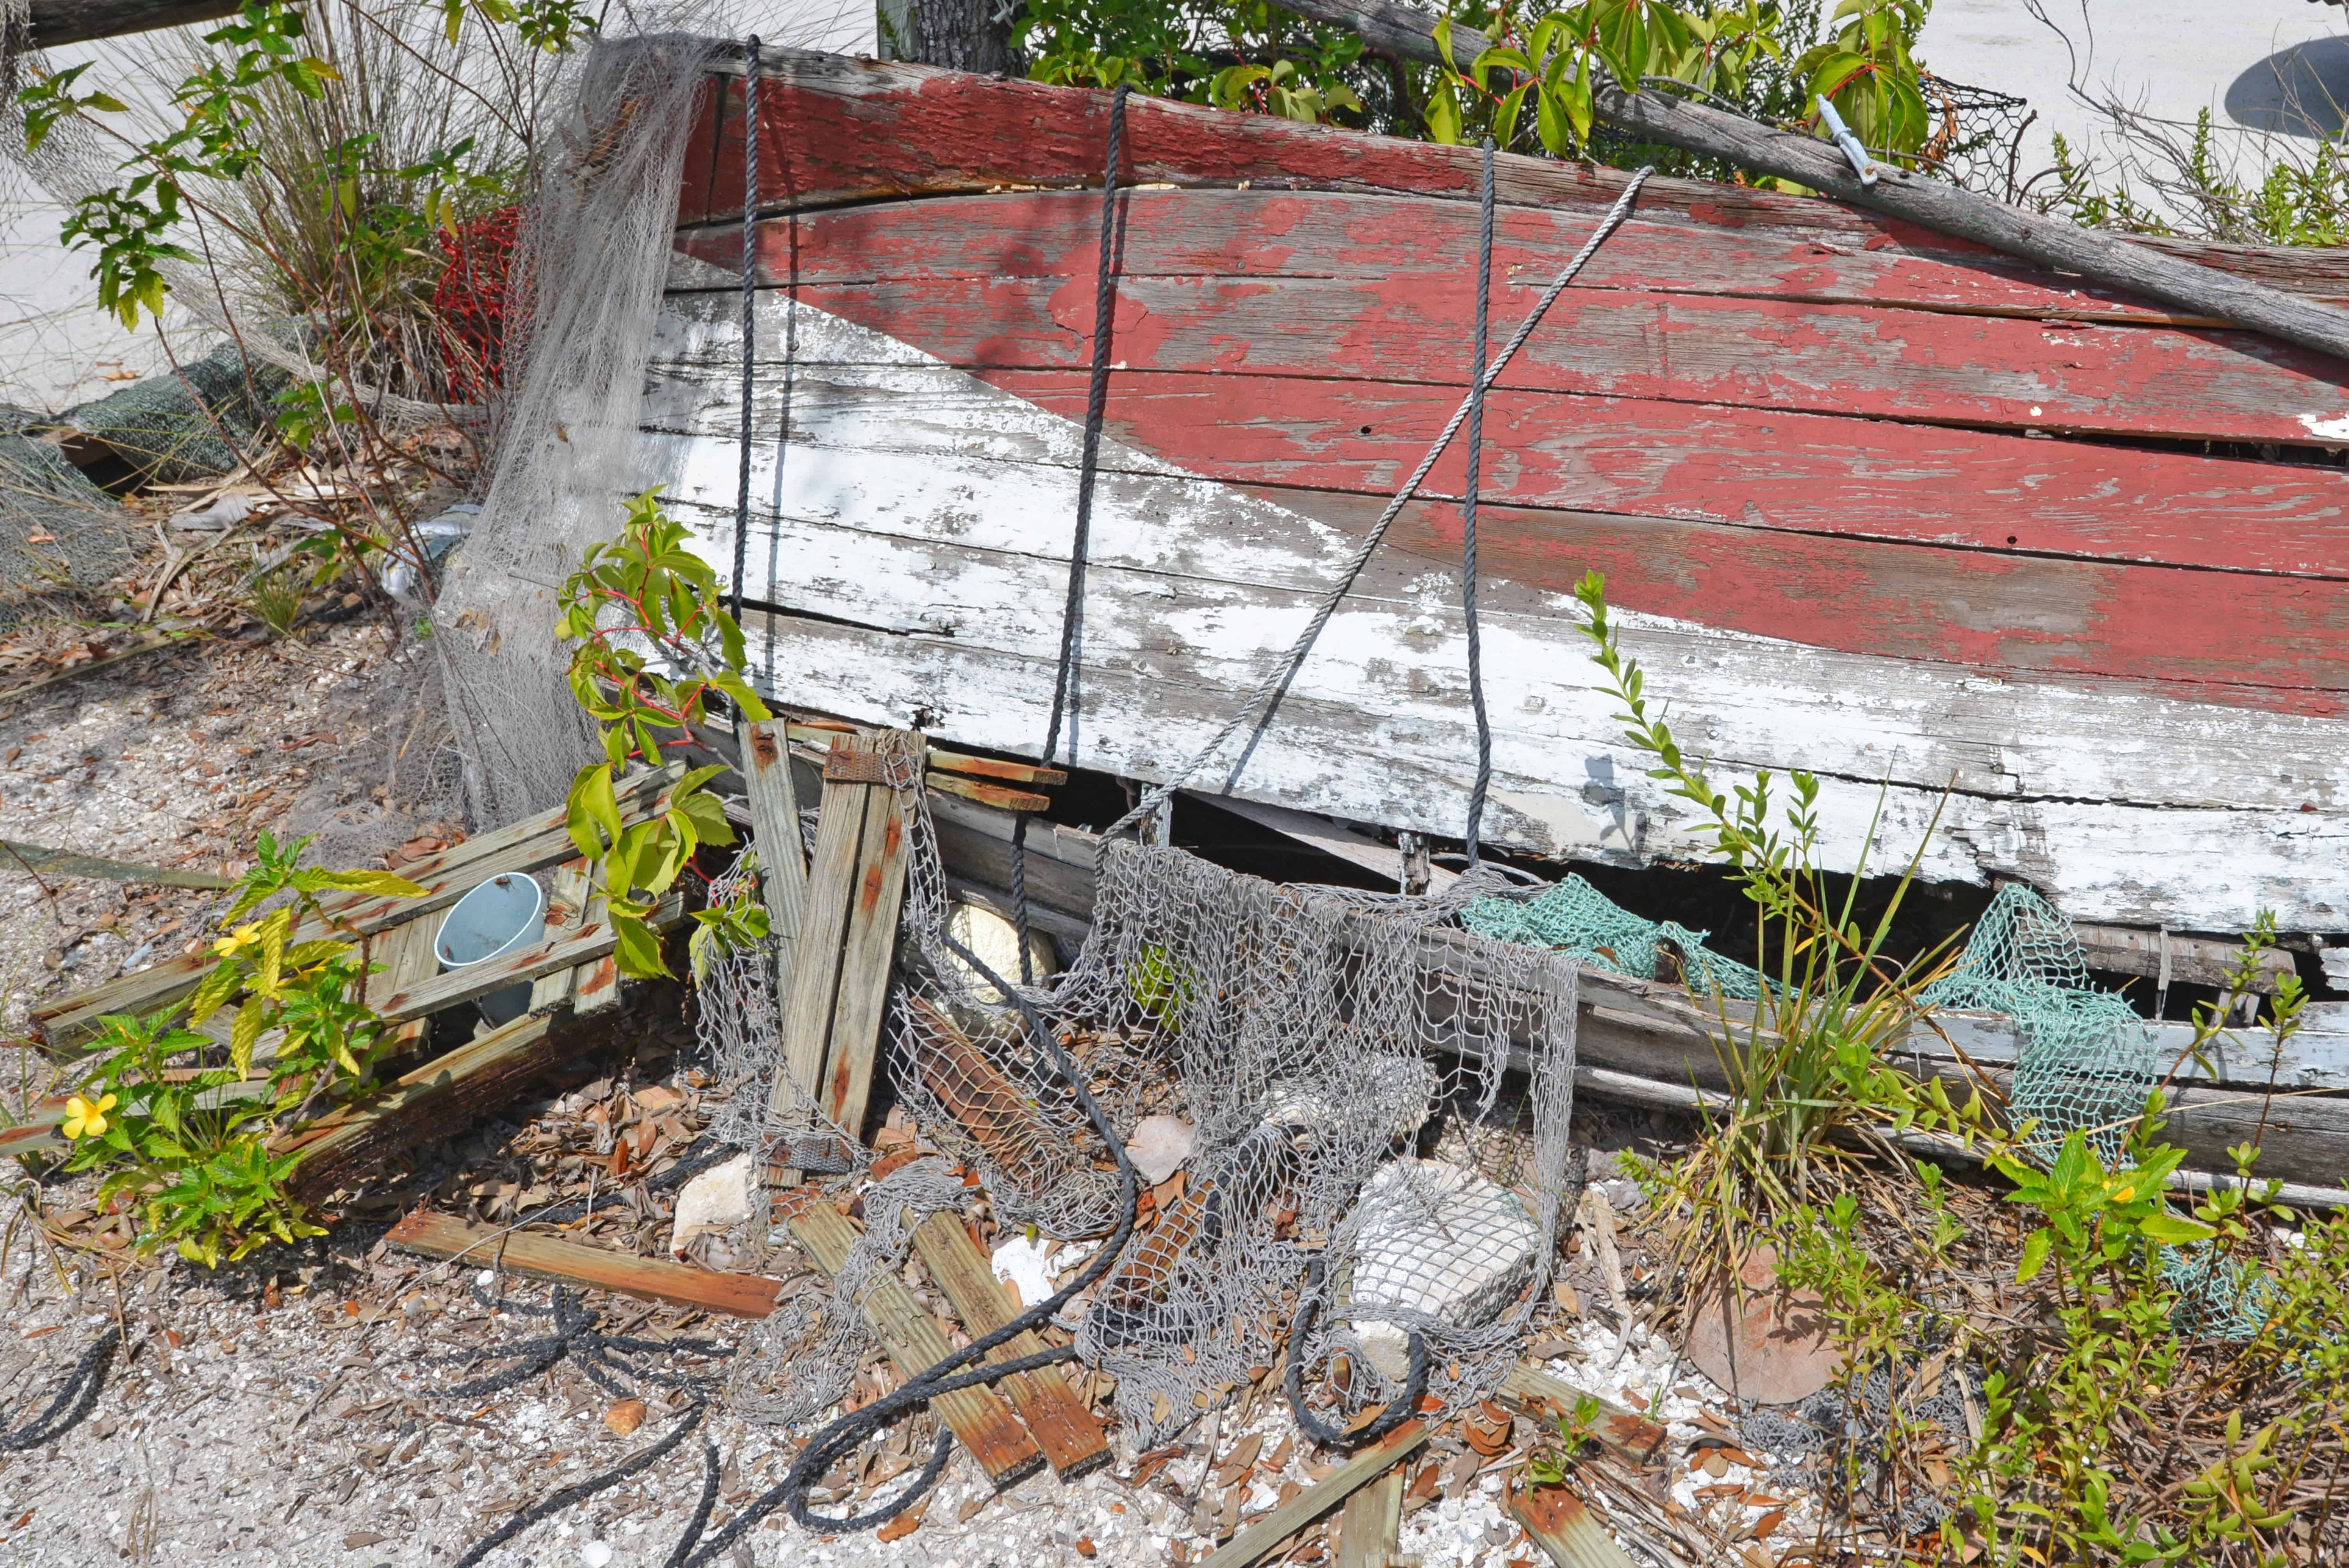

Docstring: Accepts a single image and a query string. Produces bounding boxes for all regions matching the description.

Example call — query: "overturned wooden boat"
[639,50,2349,946]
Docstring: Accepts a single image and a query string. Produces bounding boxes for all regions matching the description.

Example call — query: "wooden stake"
[385,1211,788,1317]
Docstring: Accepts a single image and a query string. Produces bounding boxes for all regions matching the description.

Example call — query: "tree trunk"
[882,0,1013,76]
[1275,0,2349,367]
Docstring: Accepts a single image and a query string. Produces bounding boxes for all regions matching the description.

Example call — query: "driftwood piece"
[1199,1421,1431,1568]
[786,1198,1045,1488]
[385,1211,788,1317]
[908,1212,1112,1479]
[1269,0,2349,365]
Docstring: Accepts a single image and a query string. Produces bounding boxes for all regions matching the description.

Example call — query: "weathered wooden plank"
[33,766,681,1050]
[908,1212,1112,1479]
[1337,1468,1405,1568]
[683,52,2349,301]
[647,306,2349,598]
[0,840,233,890]
[738,715,809,1007]
[674,261,2349,452]
[369,891,684,1024]
[821,731,923,1142]
[1495,1363,1670,1465]
[1189,793,1460,892]
[526,860,594,1015]
[1511,1480,1643,1568]
[925,773,1051,813]
[773,737,872,1155]
[787,1199,1045,1488]
[385,1211,787,1318]
[372,903,451,1056]
[1199,1422,1430,1568]
[684,188,2238,326]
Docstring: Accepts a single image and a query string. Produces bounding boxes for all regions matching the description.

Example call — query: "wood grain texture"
[683,51,2349,302]
[908,1212,1112,1479]
[787,1199,1045,1487]
[1337,1467,1405,1568]
[630,310,2349,928]
[385,1211,788,1318]
[1200,1422,1430,1568]
[822,730,921,1142]
[680,216,2349,450]
[738,715,809,1003]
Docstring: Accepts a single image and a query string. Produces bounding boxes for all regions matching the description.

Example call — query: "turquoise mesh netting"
[1463,877,2268,1333]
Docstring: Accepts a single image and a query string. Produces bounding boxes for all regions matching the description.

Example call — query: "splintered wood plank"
[528,860,593,1014]
[909,1212,1111,1480]
[568,877,621,1016]
[372,906,449,1054]
[1337,1467,1404,1568]
[0,840,232,889]
[33,765,682,1051]
[684,53,2349,299]
[738,715,809,1003]
[787,1199,1044,1488]
[821,729,921,1141]
[386,1211,787,1317]
[1198,1421,1429,1568]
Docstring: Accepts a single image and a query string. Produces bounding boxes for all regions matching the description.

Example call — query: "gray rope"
[1461,138,1496,868]
[1101,166,1656,841]
[728,37,761,625]
[1012,81,1130,983]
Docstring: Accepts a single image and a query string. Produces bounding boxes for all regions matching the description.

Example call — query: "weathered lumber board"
[527,860,595,1015]
[0,840,233,890]
[738,715,810,1009]
[787,1199,1045,1487]
[1337,1468,1406,1568]
[1511,1481,1643,1568]
[385,1211,788,1317]
[32,766,681,1051]
[1199,1422,1431,1568]
[1496,1363,1670,1464]
[908,1212,1112,1479]
[776,729,924,1153]
[367,891,684,1024]
[676,246,2349,453]
[680,52,2349,304]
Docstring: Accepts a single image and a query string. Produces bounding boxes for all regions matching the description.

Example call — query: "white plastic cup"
[433,873,547,1028]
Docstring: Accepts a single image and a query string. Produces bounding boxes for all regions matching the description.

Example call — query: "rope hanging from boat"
[728,36,761,627]
[1460,138,1496,868]
[1012,82,1130,982]
[1099,164,1657,842]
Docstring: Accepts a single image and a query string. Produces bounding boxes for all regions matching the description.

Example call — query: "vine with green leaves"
[58,831,424,1266]
[557,489,772,982]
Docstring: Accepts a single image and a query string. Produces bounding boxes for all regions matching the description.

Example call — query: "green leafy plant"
[1570,570,1983,1278]
[59,830,422,1265]
[1524,1391,1606,1484]
[558,488,768,979]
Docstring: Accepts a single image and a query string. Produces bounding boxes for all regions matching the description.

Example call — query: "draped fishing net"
[895,829,1581,1444]
[697,751,1582,1441]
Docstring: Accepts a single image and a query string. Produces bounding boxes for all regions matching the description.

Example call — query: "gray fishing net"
[0,410,137,624]
[895,830,1581,1445]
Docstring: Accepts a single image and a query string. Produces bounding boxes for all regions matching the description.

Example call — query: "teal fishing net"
[1464,877,2269,1333]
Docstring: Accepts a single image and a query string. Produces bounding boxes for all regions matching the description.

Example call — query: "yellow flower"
[211,922,264,959]
[61,1093,116,1141]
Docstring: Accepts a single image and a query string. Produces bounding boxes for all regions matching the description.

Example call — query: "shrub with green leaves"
[60,830,423,1266]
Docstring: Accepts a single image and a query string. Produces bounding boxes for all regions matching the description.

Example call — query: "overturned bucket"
[434,873,546,1028]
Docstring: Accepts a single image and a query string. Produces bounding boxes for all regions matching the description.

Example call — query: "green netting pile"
[1461,873,1771,1001]
[1464,877,2268,1333]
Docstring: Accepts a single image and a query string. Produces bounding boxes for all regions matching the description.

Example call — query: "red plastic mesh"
[432,205,522,402]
